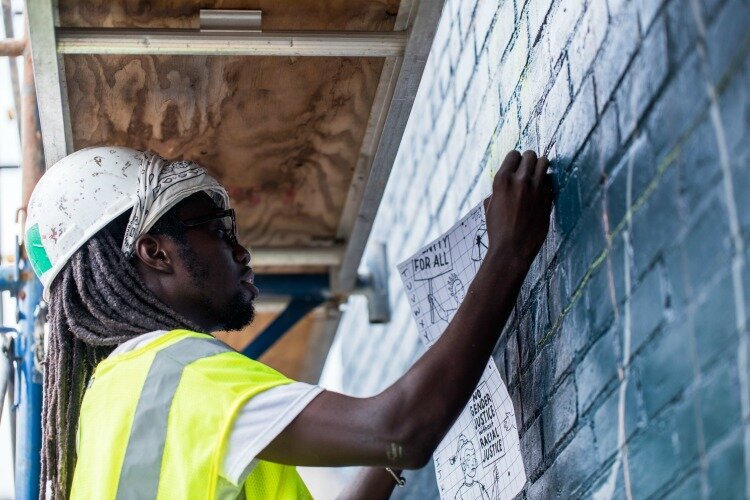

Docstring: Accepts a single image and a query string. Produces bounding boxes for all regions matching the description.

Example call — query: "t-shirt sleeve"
[220,381,324,485]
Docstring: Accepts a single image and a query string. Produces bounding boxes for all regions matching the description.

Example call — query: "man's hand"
[485,150,553,267]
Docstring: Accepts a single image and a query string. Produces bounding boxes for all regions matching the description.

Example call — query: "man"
[25,146,552,499]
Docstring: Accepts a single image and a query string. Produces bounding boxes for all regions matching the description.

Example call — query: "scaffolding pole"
[12,40,46,500]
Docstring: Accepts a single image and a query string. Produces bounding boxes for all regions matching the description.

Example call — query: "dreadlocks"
[40,206,202,500]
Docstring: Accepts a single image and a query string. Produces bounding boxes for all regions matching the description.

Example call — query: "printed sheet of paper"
[398,203,526,500]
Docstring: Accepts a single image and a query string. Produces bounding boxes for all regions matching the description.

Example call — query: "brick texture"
[320,0,750,497]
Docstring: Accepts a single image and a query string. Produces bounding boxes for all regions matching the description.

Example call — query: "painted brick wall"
[320,0,750,497]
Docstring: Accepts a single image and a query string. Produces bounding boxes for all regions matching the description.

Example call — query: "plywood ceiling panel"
[63,54,384,246]
[58,0,400,30]
[59,0,399,247]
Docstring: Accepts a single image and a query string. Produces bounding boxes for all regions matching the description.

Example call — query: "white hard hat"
[24,146,227,300]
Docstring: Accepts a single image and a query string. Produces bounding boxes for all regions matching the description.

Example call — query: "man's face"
[461,445,478,479]
[171,195,258,332]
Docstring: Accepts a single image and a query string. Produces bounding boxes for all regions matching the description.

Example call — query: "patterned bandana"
[121,151,229,258]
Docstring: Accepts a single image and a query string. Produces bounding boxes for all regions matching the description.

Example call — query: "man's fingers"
[518,150,538,180]
[533,156,550,185]
[497,150,522,181]
[483,195,492,213]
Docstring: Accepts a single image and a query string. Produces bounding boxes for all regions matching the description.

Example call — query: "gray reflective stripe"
[115,337,231,500]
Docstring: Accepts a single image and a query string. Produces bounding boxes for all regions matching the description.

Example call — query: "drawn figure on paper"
[449,435,499,500]
[428,273,466,323]
[502,412,516,432]
[448,273,466,303]
[413,235,454,324]
[471,219,489,272]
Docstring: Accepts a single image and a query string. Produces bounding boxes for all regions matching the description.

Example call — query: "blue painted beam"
[14,275,43,500]
[253,274,330,299]
[0,264,21,294]
[242,296,325,359]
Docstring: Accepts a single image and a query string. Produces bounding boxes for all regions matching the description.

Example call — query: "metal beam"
[253,274,330,298]
[242,296,325,359]
[250,246,343,268]
[336,0,413,246]
[24,0,72,169]
[2,0,21,139]
[14,277,43,500]
[12,38,48,497]
[21,45,46,210]
[333,0,447,293]
[0,37,24,56]
[56,28,408,57]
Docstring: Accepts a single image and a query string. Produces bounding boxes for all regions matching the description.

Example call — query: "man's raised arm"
[258,151,553,478]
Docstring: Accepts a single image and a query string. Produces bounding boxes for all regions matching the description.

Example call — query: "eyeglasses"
[180,208,238,244]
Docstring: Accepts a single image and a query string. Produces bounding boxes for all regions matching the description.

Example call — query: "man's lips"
[240,267,254,283]
[240,268,259,297]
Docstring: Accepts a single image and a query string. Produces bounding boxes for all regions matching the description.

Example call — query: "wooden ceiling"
[59,0,399,250]
[58,1,401,30]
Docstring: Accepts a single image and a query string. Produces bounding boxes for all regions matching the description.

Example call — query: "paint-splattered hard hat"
[24,146,228,300]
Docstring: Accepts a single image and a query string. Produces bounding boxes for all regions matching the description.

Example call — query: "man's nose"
[233,242,251,266]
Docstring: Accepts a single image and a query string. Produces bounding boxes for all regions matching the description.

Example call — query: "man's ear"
[134,234,175,274]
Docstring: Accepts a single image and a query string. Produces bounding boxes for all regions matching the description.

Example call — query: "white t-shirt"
[108,331,323,498]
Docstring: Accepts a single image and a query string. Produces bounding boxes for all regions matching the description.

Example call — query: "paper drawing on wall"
[412,234,454,324]
[449,434,499,500]
[427,360,524,499]
[397,204,486,344]
[398,202,527,499]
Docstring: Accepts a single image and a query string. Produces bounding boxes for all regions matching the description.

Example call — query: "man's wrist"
[481,245,534,280]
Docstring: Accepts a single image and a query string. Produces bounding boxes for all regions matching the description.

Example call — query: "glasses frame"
[179,208,238,245]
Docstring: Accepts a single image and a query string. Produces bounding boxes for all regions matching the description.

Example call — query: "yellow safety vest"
[70,329,313,499]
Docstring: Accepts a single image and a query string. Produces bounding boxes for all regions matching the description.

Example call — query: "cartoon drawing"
[428,273,465,323]
[449,435,499,500]
[502,412,516,432]
[428,294,450,322]
[413,235,454,324]
[448,273,466,303]
[470,219,488,272]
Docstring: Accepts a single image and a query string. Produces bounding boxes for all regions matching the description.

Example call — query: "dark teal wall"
[329,0,750,497]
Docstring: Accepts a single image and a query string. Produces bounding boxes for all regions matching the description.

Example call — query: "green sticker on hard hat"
[26,223,53,277]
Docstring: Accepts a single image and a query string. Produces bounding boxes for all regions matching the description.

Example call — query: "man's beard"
[181,246,255,332]
[220,291,255,331]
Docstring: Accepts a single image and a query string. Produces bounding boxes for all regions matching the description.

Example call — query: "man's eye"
[216,228,235,242]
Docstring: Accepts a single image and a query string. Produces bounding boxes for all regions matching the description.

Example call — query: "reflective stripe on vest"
[115,337,231,500]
